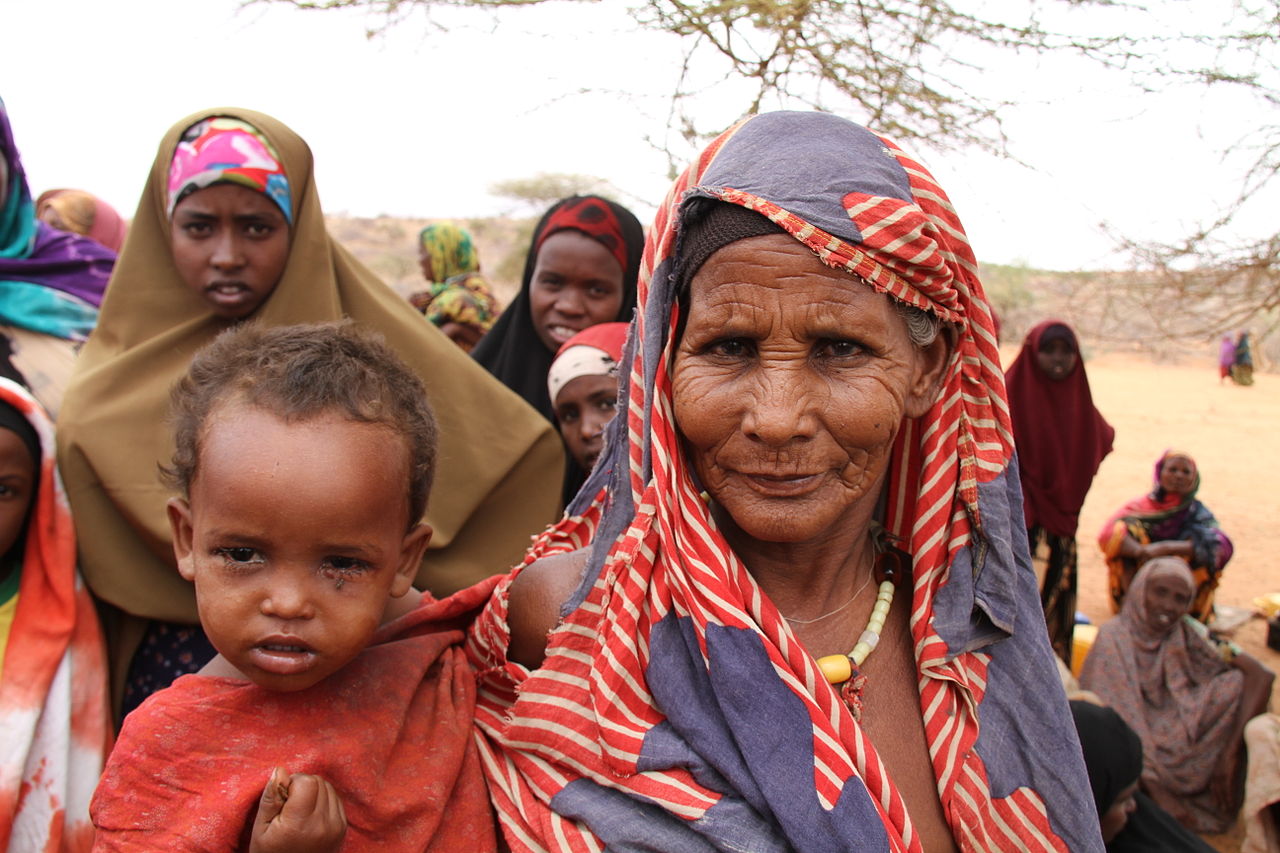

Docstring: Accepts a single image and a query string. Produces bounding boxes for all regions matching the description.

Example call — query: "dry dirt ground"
[1019,347,1279,851]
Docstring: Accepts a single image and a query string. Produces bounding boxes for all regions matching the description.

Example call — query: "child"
[0,379,110,853]
[90,322,497,852]
[546,322,628,474]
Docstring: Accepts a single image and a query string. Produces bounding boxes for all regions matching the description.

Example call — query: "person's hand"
[248,767,346,853]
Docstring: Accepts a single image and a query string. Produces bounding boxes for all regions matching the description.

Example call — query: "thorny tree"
[252,0,1280,341]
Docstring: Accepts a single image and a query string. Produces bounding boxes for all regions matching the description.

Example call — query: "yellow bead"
[817,654,853,684]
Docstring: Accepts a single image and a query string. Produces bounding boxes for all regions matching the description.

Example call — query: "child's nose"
[261,586,315,620]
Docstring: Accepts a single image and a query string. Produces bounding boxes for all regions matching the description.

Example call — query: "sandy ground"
[1028,349,1280,851]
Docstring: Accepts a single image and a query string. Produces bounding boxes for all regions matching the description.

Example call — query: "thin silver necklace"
[783,573,873,626]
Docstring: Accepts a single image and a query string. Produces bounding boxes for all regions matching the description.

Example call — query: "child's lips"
[250,637,317,675]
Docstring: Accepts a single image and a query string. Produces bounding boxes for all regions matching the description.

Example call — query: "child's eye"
[245,222,275,238]
[214,547,263,568]
[594,398,617,413]
[181,222,213,238]
[320,557,371,588]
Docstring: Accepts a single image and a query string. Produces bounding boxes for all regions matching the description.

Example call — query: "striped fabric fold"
[468,111,1101,852]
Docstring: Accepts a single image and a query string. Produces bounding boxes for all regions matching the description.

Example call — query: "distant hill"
[327,215,1268,368]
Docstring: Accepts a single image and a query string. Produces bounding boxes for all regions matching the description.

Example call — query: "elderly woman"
[468,111,1101,851]
[1099,450,1231,620]
[1080,559,1273,834]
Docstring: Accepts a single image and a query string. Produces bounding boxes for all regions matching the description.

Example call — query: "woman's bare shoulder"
[507,547,590,669]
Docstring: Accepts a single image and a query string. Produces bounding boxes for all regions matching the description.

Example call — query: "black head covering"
[675,199,786,295]
[1069,699,1144,817]
[472,195,644,423]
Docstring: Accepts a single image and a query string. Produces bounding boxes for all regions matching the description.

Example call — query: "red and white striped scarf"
[469,111,1098,853]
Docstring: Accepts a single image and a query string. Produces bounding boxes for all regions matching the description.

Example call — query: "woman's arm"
[1211,653,1275,809]
[1114,533,1193,565]
[507,548,589,669]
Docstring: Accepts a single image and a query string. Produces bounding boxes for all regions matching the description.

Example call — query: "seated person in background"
[0,379,111,853]
[56,107,561,722]
[409,222,498,353]
[1070,699,1216,852]
[90,322,497,853]
[546,322,627,478]
[1243,713,1280,853]
[1080,558,1273,834]
[1099,449,1232,621]
[36,188,128,252]
[0,99,116,419]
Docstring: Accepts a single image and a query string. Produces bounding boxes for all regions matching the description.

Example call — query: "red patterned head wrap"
[532,196,629,272]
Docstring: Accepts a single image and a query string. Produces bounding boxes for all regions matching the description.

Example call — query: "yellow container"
[1071,623,1098,678]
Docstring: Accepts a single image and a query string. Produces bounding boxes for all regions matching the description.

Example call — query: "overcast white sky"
[3,0,1272,270]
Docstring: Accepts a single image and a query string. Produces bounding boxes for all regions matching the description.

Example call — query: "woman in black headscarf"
[1070,699,1216,852]
[472,195,642,502]
[472,195,642,423]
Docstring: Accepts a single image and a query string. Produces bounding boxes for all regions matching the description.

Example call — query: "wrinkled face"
[554,373,619,471]
[1142,570,1192,634]
[170,184,291,321]
[528,230,624,352]
[0,428,35,559]
[1035,336,1078,381]
[438,320,486,353]
[169,403,430,692]
[672,234,949,546]
[1158,454,1196,496]
[1100,781,1139,842]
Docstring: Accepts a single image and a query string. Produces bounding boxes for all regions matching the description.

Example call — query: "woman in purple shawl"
[0,97,116,415]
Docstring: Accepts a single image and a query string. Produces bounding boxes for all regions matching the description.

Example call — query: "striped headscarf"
[469,111,1099,852]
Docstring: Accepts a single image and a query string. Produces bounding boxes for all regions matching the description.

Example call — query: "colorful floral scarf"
[167,116,292,223]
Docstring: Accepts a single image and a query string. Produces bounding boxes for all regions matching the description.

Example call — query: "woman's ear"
[391,522,433,598]
[167,497,196,582]
[904,324,956,419]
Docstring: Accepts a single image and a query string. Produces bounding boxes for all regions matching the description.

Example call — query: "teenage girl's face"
[1157,454,1196,496]
[170,184,291,321]
[0,427,35,559]
[528,230,624,352]
[1035,336,1078,381]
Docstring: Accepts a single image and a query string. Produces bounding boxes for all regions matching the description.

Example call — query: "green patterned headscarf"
[410,273,498,331]
[419,222,479,283]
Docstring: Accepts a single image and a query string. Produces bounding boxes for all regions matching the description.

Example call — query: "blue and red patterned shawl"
[468,111,1102,852]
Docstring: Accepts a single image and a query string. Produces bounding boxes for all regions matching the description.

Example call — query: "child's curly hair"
[164,321,438,525]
